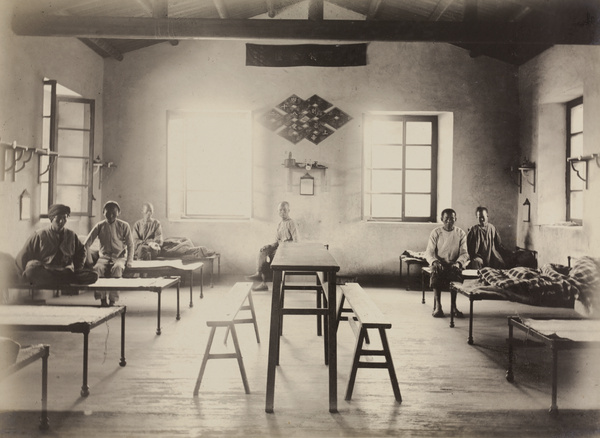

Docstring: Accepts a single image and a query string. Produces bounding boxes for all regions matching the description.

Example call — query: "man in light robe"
[132,202,163,260]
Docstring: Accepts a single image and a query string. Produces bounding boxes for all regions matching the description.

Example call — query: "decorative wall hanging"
[246,43,367,67]
[260,94,352,145]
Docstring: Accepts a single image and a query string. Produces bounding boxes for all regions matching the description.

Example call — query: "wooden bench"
[193,282,259,395]
[338,283,402,402]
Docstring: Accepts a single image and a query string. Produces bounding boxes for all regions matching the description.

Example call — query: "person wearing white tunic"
[132,202,163,260]
[425,208,470,318]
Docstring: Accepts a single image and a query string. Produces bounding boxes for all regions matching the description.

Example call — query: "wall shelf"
[517,161,535,193]
[567,153,598,189]
[1,139,59,182]
[282,154,327,193]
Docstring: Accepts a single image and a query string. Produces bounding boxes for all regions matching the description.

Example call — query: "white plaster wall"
[102,39,519,277]
[0,1,104,258]
[518,45,600,265]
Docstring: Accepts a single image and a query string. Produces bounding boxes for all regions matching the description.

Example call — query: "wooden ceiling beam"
[11,14,600,45]
[151,0,168,19]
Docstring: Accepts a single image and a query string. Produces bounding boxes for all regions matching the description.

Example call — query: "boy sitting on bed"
[425,208,470,318]
[84,201,134,307]
[247,201,298,291]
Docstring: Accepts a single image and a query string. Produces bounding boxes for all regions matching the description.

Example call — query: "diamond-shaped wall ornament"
[260,94,352,145]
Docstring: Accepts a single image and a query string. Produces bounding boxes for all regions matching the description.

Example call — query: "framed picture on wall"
[300,173,314,196]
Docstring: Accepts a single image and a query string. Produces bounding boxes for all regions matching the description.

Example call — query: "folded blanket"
[401,250,427,263]
[160,237,216,259]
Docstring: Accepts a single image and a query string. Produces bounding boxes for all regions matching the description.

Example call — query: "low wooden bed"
[507,316,600,414]
[449,256,600,344]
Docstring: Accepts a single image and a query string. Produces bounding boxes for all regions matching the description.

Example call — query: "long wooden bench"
[193,282,259,395]
[338,283,402,403]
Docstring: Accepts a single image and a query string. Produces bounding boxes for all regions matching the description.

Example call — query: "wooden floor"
[1,276,599,437]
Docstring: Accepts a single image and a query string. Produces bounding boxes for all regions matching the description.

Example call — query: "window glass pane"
[55,186,87,213]
[406,121,432,144]
[57,129,89,156]
[56,157,88,185]
[372,145,402,168]
[570,133,583,156]
[372,170,402,192]
[371,194,402,217]
[43,84,52,116]
[570,191,583,221]
[405,146,431,168]
[571,104,583,133]
[58,101,91,130]
[42,119,51,149]
[371,120,402,144]
[405,170,431,193]
[40,183,49,215]
[405,194,431,217]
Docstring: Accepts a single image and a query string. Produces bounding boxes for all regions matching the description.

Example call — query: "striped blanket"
[479,256,600,310]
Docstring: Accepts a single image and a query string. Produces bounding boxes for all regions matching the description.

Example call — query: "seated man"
[467,206,507,269]
[247,201,298,291]
[16,204,98,286]
[84,201,134,307]
[425,208,470,318]
[132,202,163,260]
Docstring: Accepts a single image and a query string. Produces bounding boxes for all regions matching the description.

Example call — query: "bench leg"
[230,324,250,394]
[247,291,261,343]
[193,326,217,395]
[467,298,474,345]
[345,327,367,400]
[379,327,402,403]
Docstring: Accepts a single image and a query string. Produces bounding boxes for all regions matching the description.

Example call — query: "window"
[41,80,94,216]
[363,114,438,221]
[167,111,252,220]
[566,97,584,224]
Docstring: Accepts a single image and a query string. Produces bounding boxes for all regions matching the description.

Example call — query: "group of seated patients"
[16,201,163,307]
[16,198,506,314]
[426,206,508,318]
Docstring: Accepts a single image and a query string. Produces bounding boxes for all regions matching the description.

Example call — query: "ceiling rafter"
[308,0,324,21]
[213,0,230,19]
[79,37,124,61]
[366,0,384,20]
[427,0,454,21]
[265,0,276,18]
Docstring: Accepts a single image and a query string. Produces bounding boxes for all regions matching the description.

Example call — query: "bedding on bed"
[478,256,600,315]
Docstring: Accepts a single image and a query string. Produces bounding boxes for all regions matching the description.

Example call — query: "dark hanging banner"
[246,43,367,67]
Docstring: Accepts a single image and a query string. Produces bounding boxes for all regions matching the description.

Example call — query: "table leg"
[467,298,474,345]
[550,344,559,415]
[189,271,194,307]
[81,331,90,397]
[156,291,162,335]
[266,269,283,413]
[328,271,337,413]
[176,281,181,321]
[39,345,50,430]
[120,307,127,366]
[506,319,514,382]
[449,290,456,328]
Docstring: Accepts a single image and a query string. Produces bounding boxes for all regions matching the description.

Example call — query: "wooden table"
[0,305,126,397]
[126,259,204,303]
[265,242,340,413]
[74,277,181,335]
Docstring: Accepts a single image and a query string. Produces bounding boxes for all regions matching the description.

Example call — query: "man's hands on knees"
[431,260,443,274]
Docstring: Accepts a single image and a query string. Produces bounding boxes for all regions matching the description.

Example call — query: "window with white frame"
[167,110,252,220]
[41,79,94,216]
[363,114,438,222]
[566,97,584,224]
